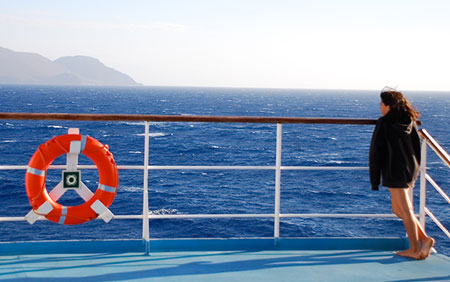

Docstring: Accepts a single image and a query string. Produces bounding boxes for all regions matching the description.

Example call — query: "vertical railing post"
[419,138,428,228]
[143,121,150,254]
[274,123,282,238]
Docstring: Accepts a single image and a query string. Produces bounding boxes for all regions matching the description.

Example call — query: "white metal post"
[419,138,428,228]
[143,121,150,254]
[274,123,282,238]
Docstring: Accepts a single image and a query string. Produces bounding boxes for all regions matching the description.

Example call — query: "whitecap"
[47,125,64,129]
[321,152,340,157]
[136,132,167,137]
[149,208,178,215]
[121,186,143,193]
[119,121,146,126]
[150,133,167,137]
[1,140,17,143]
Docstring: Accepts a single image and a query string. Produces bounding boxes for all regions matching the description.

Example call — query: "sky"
[1,0,450,91]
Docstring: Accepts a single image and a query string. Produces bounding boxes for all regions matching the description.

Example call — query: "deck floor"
[1,250,450,281]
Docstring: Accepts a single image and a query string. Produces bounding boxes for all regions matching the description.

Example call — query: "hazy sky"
[1,0,450,91]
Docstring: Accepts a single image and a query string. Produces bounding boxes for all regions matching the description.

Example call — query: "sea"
[0,85,449,255]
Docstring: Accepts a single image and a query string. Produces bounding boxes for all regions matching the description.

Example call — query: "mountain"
[0,47,141,86]
[54,56,139,86]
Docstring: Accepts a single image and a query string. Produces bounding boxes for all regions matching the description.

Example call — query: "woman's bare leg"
[402,189,435,259]
[412,210,435,259]
[389,188,422,259]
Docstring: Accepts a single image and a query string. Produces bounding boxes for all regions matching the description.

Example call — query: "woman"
[369,87,435,260]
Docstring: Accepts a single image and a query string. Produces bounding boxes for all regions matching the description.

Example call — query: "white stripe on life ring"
[98,184,117,193]
[27,167,45,177]
[58,206,68,224]
[80,135,87,152]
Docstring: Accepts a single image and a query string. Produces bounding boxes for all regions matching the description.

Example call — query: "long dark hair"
[380,87,420,122]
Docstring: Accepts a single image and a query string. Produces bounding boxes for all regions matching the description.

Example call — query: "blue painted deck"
[1,238,449,281]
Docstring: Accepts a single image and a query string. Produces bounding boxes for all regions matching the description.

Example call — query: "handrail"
[419,129,450,169]
[0,112,377,124]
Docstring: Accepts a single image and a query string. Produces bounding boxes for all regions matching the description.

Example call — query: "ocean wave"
[120,186,142,193]
[329,160,344,164]
[119,121,146,126]
[136,132,169,137]
[149,208,178,215]
[0,140,17,143]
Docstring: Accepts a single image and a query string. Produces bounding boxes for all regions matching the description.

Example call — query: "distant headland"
[0,47,141,86]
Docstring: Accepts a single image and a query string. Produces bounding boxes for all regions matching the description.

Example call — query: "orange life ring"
[25,134,118,225]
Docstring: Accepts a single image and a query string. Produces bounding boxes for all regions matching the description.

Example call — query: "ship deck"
[1,238,449,281]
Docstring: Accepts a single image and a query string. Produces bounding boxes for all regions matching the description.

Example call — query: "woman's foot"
[396,249,423,260]
[419,237,435,259]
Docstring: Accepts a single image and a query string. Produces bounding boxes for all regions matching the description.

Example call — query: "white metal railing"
[419,129,450,240]
[0,113,449,248]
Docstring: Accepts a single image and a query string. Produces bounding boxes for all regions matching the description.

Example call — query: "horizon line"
[2,83,450,93]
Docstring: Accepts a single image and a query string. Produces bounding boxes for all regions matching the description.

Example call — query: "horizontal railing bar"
[0,165,28,170]
[149,166,274,170]
[425,174,450,205]
[113,215,143,219]
[425,207,450,240]
[0,213,401,222]
[0,165,369,171]
[148,214,275,219]
[100,214,401,220]
[0,112,378,125]
[125,213,401,219]
[0,165,146,170]
[0,217,25,222]
[148,166,369,170]
[280,213,399,218]
[281,166,368,171]
[0,215,144,222]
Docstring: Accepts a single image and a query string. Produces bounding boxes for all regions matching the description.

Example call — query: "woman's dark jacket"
[369,113,421,190]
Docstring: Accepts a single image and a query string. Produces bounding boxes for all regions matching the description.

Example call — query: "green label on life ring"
[63,170,80,189]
